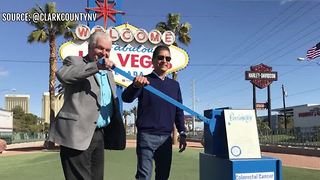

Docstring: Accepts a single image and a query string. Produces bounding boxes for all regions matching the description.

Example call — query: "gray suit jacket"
[49,56,126,151]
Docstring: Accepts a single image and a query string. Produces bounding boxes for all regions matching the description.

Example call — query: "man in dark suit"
[49,31,125,180]
[122,45,187,180]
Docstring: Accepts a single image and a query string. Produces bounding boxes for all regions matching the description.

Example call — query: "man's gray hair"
[88,31,111,49]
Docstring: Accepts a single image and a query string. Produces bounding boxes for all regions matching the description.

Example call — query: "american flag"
[306,42,320,60]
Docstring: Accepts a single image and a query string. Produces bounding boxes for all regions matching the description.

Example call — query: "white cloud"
[0,68,9,77]
[280,0,294,5]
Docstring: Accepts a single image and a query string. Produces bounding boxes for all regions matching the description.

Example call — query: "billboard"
[59,23,189,87]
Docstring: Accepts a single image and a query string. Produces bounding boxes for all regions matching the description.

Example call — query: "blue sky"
[0,0,320,119]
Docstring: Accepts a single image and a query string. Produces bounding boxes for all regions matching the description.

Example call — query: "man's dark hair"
[152,45,170,61]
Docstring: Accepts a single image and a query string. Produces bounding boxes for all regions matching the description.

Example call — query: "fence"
[0,132,46,144]
[1,127,319,148]
[186,127,320,149]
[258,127,320,148]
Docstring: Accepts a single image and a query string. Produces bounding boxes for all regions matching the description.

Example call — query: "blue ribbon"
[112,66,216,133]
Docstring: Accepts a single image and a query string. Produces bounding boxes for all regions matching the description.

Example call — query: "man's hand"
[133,76,150,88]
[97,58,114,70]
[178,133,187,153]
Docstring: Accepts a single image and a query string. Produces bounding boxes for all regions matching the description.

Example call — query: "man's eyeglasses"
[157,55,171,62]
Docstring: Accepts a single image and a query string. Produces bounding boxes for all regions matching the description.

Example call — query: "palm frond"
[177,21,191,45]
[42,3,57,31]
[178,35,191,46]
[27,8,45,29]
[45,2,57,14]
[167,13,180,32]
[179,22,191,34]
[155,13,192,47]
[54,20,77,39]
[27,2,78,40]
[27,29,48,43]
[155,22,168,33]
[40,30,48,42]
[65,21,78,29]
[63,31,77,40]
[36,3,45,14]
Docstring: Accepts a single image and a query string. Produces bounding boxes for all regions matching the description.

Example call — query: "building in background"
[41,92,64,124]
[272,104,320,131]
[4,94,30,113]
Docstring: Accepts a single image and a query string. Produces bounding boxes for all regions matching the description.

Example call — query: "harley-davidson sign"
[245,64,277,89]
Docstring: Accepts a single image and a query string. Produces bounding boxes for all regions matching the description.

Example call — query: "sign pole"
[87,0,96,28]
[253,84,256,111]
[268,85,271,128]
[245,63,277,129]
[282,84,287,129]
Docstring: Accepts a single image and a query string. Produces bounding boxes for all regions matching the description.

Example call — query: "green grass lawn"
[0,148,319,180]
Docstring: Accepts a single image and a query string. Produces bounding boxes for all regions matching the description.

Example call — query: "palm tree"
[123,110,131,132]
[156,13,191,144]
[130,106,138,134]
[27,2,77,148]
[155,13,191,80]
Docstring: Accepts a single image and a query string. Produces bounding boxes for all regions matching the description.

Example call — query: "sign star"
[86,0,125,29]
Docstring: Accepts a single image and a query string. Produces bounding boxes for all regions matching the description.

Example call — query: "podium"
[200,108,282,180]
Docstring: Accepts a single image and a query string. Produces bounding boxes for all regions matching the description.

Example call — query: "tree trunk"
[131,107,138,135]
[134,113,137,135]
[124,117,127,132]
[46,33,57,149]
[134,118,137,135]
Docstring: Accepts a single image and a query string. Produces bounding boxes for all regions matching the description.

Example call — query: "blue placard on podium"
[201,108,282,180]
[200,153,282,180]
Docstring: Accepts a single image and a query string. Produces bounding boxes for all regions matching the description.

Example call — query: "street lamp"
[297,57,306,61]
[297,57,320,65]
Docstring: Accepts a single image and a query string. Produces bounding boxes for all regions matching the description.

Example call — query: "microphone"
[98,58,105,65]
